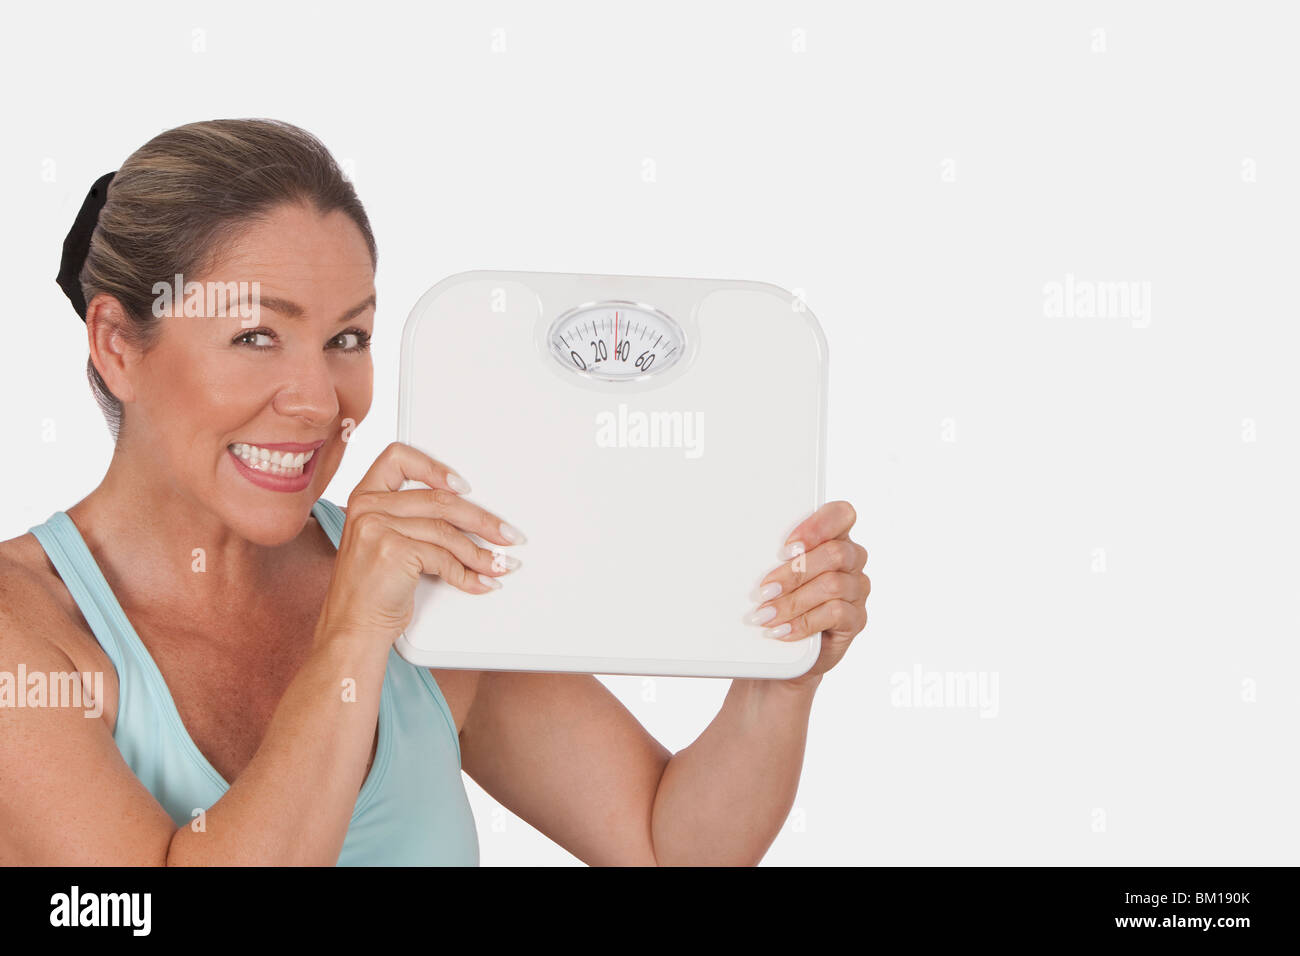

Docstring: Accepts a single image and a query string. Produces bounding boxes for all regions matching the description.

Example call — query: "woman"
[0,119,871,866]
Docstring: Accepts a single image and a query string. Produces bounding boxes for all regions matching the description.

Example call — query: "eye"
[233,328,276,348]
[329,328,372,352]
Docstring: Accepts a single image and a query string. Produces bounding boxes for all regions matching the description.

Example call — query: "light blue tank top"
[27,498,479,866]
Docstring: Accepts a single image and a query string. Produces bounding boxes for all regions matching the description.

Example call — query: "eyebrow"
[242,293,377,322]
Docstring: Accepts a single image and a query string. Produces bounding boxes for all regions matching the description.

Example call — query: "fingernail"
[747,605,777,625]
[765,623,792,639]
[447,472,472,494]
[783,541,805,560]
[478,573,502,590]
[500,522,527,544]
[757,582,782,602]
[491,552,522,572]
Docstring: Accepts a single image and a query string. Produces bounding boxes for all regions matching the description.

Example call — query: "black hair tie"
[56,171,117,322]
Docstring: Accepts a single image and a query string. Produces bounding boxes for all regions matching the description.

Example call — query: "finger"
[350,441,469,497]
[377,514,520,579]
[762,598,866,642]
[400,533,502,595]
[752,537,867,603]
[348,486,525,550]
[779,500,858,560]
[354,512,503,594]
[747,570,869,631]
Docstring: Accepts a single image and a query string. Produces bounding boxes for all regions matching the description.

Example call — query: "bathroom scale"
[394,269,827,679]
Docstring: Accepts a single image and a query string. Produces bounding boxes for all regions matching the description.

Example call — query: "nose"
[272,349,341,427]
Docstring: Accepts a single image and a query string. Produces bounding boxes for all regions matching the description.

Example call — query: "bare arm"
[457,501,865,867]
[649,675,820,866]
[460,670,670,865]
[459,668,820,866]
[2,442,518,865]
[165,628,389,865]
[0,583,173,865]
[0,559,389,865]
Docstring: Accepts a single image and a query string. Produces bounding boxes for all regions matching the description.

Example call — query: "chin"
[211,441,333,545]
[222,500,318,548]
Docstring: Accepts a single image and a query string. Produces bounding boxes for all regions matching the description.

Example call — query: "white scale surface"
[394,270,827,679]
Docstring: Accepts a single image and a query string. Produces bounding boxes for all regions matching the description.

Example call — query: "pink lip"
[227,442,324,493]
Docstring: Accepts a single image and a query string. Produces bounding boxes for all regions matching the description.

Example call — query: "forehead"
[199,203,374,298]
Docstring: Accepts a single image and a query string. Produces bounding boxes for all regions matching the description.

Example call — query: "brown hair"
[79,118,377,439]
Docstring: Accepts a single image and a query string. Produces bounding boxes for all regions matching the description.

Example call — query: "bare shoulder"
[0,531,115,679]
[0,527,55,574]
[0,531,71,621]
[0,539,79,671]
[0,531,170,864]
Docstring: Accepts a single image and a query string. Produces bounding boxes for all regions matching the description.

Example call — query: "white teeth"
[229,442,317,478]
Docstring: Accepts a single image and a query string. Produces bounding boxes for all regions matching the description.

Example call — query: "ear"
[85,294,142,405]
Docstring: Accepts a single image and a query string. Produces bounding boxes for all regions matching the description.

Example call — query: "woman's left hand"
[748,500,870,689]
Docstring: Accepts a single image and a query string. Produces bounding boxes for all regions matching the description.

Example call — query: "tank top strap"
[25,499,478,863]
[25,499,344,730]
[311,497,346,546]
[26,511,129,678]
[28,499,340,655]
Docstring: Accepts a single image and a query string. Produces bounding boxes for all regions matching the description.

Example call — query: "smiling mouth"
[228,442,317,478]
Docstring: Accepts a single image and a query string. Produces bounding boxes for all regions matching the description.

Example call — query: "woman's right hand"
[315,441,523,649]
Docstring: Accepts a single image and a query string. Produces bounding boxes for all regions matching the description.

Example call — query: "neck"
[65,440,323,625]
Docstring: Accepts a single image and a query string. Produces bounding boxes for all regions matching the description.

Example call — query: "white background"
[2,1,1296,865]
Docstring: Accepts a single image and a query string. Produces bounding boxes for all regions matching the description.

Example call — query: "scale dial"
[547,301,685,381]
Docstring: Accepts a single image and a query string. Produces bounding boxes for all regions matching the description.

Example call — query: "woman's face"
[123,201,375,546]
